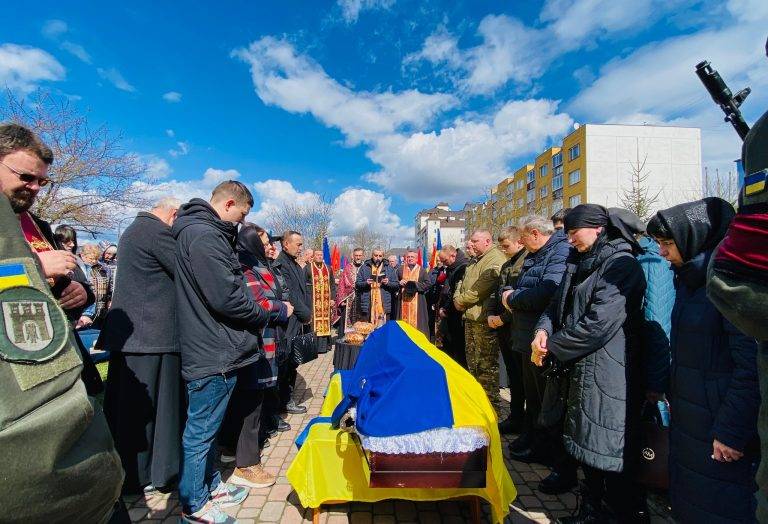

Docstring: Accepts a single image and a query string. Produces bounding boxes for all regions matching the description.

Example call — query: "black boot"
[558,486,606,524]
[538,468,577,495]
[498,415,524,435]
[275,416,291,432]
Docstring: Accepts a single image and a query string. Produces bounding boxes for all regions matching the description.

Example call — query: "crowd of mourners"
[1,120,764,524]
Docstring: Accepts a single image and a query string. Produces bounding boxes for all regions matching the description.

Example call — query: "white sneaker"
[220,453,236,464]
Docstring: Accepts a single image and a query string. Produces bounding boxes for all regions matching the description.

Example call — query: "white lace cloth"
[358,426,489,455]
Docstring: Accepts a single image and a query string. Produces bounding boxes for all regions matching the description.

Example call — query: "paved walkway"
[128,350,673,523]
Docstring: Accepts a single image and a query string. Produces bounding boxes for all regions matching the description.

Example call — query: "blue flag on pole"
[436,228,442,250]
[421,246,428,268]
[322,237,332,267]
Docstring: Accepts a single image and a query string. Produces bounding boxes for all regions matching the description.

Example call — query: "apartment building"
[414,202,467,251]
[466,124,702,231]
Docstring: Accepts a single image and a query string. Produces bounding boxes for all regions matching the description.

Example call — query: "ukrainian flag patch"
[745,169,767,196]
[0,264,29,290]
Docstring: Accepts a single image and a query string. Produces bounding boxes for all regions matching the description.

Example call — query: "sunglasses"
[1,160,52,187]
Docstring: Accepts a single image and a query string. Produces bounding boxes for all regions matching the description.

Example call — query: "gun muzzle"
[695,60,751,140]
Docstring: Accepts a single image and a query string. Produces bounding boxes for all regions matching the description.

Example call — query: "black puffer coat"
[668,251,759,524]
[507,229,571,354]
[536,236,646,472]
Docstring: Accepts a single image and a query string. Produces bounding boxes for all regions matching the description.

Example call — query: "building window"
[568,169,581,185]
[553,164,563,177]
[569,194,582,207]
[540,186,548,198]
[526,170,535,184]
[516,180,524,190]
[552,174,563,191]
[539,164,548,178]
[526,189,535,203]
[552,152,563,167]
[552,199,564,213]
[568,144,580,161]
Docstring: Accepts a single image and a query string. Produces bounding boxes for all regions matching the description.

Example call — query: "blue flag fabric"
[436,229,442,250]
[422,246,428,268]
[331,321,453,437]
[322,237,331,267]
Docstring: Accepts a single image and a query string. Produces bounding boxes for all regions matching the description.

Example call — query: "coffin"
[363,446,488,489]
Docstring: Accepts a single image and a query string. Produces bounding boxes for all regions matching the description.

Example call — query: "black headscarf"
[237,222,268,267]
[647,197,735,263]
[565,204,643,254]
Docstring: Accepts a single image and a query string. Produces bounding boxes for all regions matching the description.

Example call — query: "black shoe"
[558,499,606,524]
[509,434,531,452]
[259,439,270,450]
[266,428,278,438]
[508,447,551,466]
[538,470,577,495]
[284,400,307,414]
[275,416,291,432]
[498,416,524,435]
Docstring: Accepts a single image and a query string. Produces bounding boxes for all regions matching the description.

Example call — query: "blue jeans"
[179,373,237,514]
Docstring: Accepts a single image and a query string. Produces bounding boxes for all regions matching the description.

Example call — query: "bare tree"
[619,143,661,221]
[263,197,333,248]
[1,90,149,233]
[702,167,739,206]
[344,225,391,255]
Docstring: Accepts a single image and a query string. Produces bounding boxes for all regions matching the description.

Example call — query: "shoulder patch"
[0,263,29,290]
[744,169,767,197]
[0,286,68,363]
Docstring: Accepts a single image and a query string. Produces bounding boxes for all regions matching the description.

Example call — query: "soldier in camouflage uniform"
[0,124,123,521]
[453,230,506,405]
[707,38,768,522]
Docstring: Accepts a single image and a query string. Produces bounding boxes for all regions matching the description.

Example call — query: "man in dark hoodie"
[172,181,270,523]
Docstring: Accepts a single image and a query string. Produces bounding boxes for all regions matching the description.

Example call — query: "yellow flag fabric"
[286,321,517,523]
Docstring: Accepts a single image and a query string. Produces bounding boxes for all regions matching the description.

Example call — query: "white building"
[414,203,466,251]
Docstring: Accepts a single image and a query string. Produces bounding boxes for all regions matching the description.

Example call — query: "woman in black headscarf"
[647,198,759,524]
[533,204,648,523]
[219,223,292,489]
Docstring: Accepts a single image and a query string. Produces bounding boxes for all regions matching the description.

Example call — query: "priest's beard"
[7,188,35,213]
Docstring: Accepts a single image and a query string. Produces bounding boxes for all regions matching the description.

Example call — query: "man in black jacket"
[437,245,468,367]
[355,248,399,324]
[172,181,269,522]
[101,196,182,494]
[277,230,312,414]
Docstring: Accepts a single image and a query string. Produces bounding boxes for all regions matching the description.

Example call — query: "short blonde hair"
[497,226,521,242]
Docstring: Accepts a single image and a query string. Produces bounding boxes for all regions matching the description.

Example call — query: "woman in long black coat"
[533,205,647,522]
[647,198,759,524]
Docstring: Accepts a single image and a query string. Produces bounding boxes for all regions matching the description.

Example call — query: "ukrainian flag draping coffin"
[333,320,513,489]
[288,320,516,523]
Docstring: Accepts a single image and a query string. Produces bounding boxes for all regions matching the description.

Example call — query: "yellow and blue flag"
[0,263,29,290]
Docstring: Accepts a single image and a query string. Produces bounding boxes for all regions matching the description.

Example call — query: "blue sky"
[2,0,767,243]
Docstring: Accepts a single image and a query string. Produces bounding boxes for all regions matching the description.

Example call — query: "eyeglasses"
[1,160,52,187]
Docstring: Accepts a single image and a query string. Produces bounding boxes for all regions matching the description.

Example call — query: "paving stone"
[393,500,417,519]
[268,483,294,501]
[258,500,286,521]
[242,494,266,508]
[237,507,261,518]
[281,504,308,523]
[417,511,441,524]
[372,501,394,514]
[350,512,373,524]
[327,516,349,524]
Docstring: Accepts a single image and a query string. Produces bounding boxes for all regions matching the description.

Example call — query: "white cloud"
[162,91,182,103]
[408,1,697,95]
[233,37,455,145]
[141,155,172,180]
[42,19,68,39]
[727,0,768,22]
[202,167,240,185]
[330,188,412,242]
[569,9,768,175]
[0,44,65,93]
[97,67,136,92]
[165,129,175,138]
[235,36,574,202]
[249,179,412,243]
[168,141,190,157]
[337,0,395,23]
[61,41,91,64]
[366,99,573,200]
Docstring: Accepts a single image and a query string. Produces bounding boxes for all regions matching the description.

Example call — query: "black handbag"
[536,360,570,429]
[291,325,318,366]
[635,401,670,490]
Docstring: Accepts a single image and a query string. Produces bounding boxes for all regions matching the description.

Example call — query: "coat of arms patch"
[0,286,67,363]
